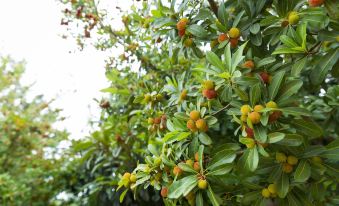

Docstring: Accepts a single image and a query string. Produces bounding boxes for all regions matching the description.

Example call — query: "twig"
[207,0,218,17]
[212,103,230,116]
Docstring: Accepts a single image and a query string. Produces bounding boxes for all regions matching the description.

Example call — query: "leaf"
[187,24,208,38]
[217,2,228,25]
[208,150,236,170]
[268,70,285,100]
[168,175,198,199]
[241,147,259,172]
[207,164,233,176]
[294,159,311,182]
[291,119,323,139]
[242,191,261,205]
[268,132,285,143]
[250,84,261,106]
[207,185,220,206]
[296,23,307,49]
[120,189,128,203]
[256,57,276,68]
[206,51,224,70]
[198,145,204,171]
[280,35,299,48]
[291,58,307,76]
[276,134,303,146]
[276,173,289,198]
[196,192,204,206]
[250,23,260,34]
[254,125,267,143]
[224,44,232,72]
[100,87,130,95]
[231,42,247,73]
[276,80,303,102]
[323,139,339,160]
[281,107,311,116]
[272,47,305,55]
[198,133,212,145]
[178,162,197,173]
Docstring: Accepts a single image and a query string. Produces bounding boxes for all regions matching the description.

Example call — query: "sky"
[0,0,130,139]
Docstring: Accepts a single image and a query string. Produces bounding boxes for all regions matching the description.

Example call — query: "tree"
[59,0,339,205]
[0,57,68,205]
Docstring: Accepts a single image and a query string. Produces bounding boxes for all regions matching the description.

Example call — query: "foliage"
[59,0,339,205]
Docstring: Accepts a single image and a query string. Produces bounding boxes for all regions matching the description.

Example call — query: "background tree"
[59,0,339,205]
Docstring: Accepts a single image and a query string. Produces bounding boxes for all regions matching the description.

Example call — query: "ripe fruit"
[261,188,271,198]
[202,80,214,90]
[276,152,287,163]
[190,110,200,121]
[161,187,168,198]
[193,161,200,171]
[228,27,241,39]
[287,155,298,165]
[187,119,197,132]
[254,105,264,112]
[240,114,247,122]
[218,33,228,43]
[268,184,277,194]
[129,174,137,183]
[245,127,254,138]
[154,117,161,124]
[269,111,282,123]
[198,179,208,189]
[148,117,154,124]
[240,105,251,115]
[196,119,208,132]
[266,101,278,109]
[282,163,293,173]
[202,89,217,99]
[176,18,189,30]
[195,152,203,161]
[288,11,299,25]
[178,29,185,37]
[184,38,193,47]
[308,0,324,7]
[248,111,261,124]
[230,38,239,48]
[123,172,131,180]
[186,159,194,167]
[173,166,183,176]
[281,20,289,28]
[243,60,255,69]
[260,72,270,84]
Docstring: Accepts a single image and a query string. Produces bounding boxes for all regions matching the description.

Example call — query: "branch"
[207,0,218,16]
[212,103,230,116]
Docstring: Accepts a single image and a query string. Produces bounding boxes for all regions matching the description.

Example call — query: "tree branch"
[207,0,218,16]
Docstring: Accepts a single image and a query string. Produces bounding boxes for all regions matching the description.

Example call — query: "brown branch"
[212,103,230,116]
[207,0,218,16]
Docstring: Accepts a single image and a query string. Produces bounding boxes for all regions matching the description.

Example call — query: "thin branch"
[212,103,230,116]
[207,0,218,17]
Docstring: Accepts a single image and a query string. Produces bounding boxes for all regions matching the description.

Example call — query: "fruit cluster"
[186,111,208,132]
[276,152,299,173]
[216,27,241,48]
[148,114,167,131]
[261,183,278,198]
[120,172,137,188]
[201,80,217,100]
[176,18,188,37]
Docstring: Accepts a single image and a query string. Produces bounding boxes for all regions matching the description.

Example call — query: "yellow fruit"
[288,11,299,25]
[254,105,264,112]
[196,119,208,132]
[218,33,228,43]
[268,184,277,194]
[312,156,323,164]
[148,117,154,124]
[228,27,241,38]
[186,159,194,167]
[287,155,298,165]
[190,110,200,121]
[262,188,271,198]
[282,163,293,173]
[240,114,247,122]
[144,94,151,102]
[248,111,261,124]
[180,89,188,100]
[154,157,162,166]
[123,172,131,180]
[193,161,200,172]
[176,18,188,30]
[187,119,197,132]
[202,80,214,90]
[266,101,278,109]
[184,38,193,47]
[240,105,251,115]
[198,179,208,189]
[129,174,137,183]
[276,152,287,163]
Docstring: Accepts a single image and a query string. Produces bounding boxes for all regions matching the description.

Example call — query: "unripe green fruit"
[186,159,194,167]
[180,89,188,100]
[190,110,200,121]
[261,188,271,198]
[210,39,218,49]
[266,101,278,109]
[196,119,208,132]
[154,157,162,166]
[336,36,339,43]
[228,27,240,38]
[268,184,277,194]
[129,174,137,183]
[156,93,163,101]
[144,94,151,102]
[240,114,247,122]
[184,38,193,47]
[287,155,298,165]
[288,11,299,25]
[248,111,261,124]
[312,156,323,164]
[240,105,251,115]
[276,152,287,163]
[198,179,208,189]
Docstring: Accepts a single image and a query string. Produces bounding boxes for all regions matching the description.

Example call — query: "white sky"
[0,0,131,139]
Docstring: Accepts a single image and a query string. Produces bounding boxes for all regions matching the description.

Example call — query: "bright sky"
[0,0,131,139]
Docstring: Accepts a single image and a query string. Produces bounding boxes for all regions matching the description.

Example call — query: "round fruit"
[245,127,254,138]
[230,38,239,48]
[203,80,214,90]
[260,72,270,83]
[288,11,299,25]
[173,166,183,176]
[243,60,254,69]
[228,27,241,38]
[248,111,261,124]
[240,114,247,122]
[144,94,151,102]
[193,161,200,172]
[187,119,197,132]
[202,89,217,99]
[312,156,323,164]
[196,119,208,132]
[218,33,228,43]
[123,172,131,180]
[308,0,324,7]
[178,29,185,37]
[176,18,189,30]
[281,20,289,27]
[198,179,208,189]
[184,38,193,47]
[240,105,251,115]
[186,159,194,167]
[268,184,277,194]
[154,157,162,166]
[161,187,168,198]
[180,89,188,100]
[282,163,293,173]
[148,117,154,124]
[129,174,137,183]
[123,180,130,188]
[253,105,264,112]
[190,110,200,121]
[268,111,282,123]
[262,188,271,198]
[276,152,287,163]
[266,101,278,109]
[287,155,298,165]
[154,117,161,124]
[195,152,204,161]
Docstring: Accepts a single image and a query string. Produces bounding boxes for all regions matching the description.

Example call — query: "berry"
[123,172,131,180]
[184,38,193,47]
[196,119,208,132]
[262,188,271,198]
[287,155,298,165]
[268,111,282,123]
[193,161,200,172]
[268,184,277,194]
[129,174,137,183]
[254,105,264,112]
[230,38,239,48]
[288,11,299,25]
[248,111,261,124]
[187,119,198,132]
[240,105,251,115]
[186,159,194,167]
[281,20,289,28]
[176,18,189,30]
[190,110,200,121]
[282,163,293,173]
[154,117,161,124]
[308,0,324,7]
[218,33,228,43]
[266,101,278,109]
[276,152,287,163]
[245,127,254,138]
[243,60,255,69]
[228,27,241,39]
[180,89,188,100]
[260,72,270,83]
[173,166,183,176]
[178,29,185,37]
[198,179,208,189]
[202,89,217,99]
[202,80,214,90]
[148,117,154,124]
[312,156,323,164]
[144,94,152,102]
[161,187,168,198]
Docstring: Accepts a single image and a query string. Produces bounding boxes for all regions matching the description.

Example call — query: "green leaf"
[250,23,260,34]
[224,44,232,72]
[198,133,212,145]
[168,175,198,199]
[268,132,285,143]
[187,24,208,38]
[198,145,204,171]
[206,51,224,70]
[276,134,303,146]
[254,125,267,143]
[250,84,261,106]
[291,58,307,76]
[100,87,130,95]
[231,42,247,73]
[242,191,261,205]
[217,2,228,25]
[120,189,128,203]
[208,150,236,170]
[281,107,311,117]
[207,164,233,176]
[178,162,197,173]
[280,35,299,48]
[207,185,220,206]
[272,47,305,55]
[291,119,323,139]
[296,23,307,49]
[294,159,311,182]
[323,139,339,160]
[268,70,285,100]
[276,173,289,198]
[256,57,276,68]
[242,147,259,172]
[196,192,204,206]
[276,80,303,102]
